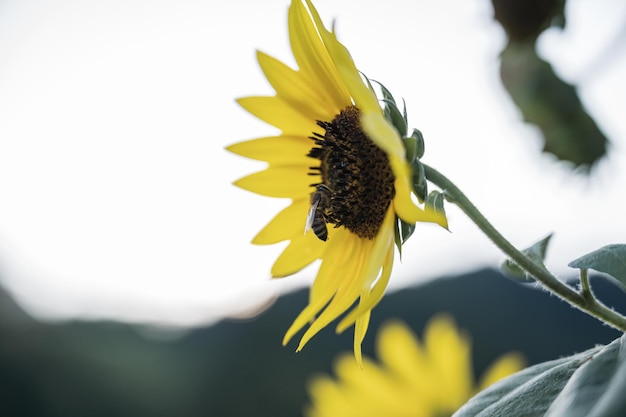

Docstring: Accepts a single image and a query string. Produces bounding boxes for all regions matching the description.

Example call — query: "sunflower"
[227,0,447,363]
[304,316,526,417]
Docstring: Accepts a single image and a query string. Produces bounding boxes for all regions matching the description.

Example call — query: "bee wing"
[304,197,320,235]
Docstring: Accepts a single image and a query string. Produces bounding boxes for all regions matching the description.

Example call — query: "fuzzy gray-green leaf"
[453,335,626,417]
[501,234,553,282]
[545,334,626,417]
[569,244,626,291]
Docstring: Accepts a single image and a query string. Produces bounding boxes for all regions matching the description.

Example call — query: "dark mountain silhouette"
[1,268,624,416]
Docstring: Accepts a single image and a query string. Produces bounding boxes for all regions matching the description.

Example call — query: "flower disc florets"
[308,105,395,240]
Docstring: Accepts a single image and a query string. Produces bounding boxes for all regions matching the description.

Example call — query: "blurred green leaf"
[499,43,608,169]
[453,334,626,417]
[491,0,566,42]
[569,244,626,291]
[501,234,553,282]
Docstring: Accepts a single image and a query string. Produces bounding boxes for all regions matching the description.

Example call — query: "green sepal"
[402,129,425,163]
[373,79,429,252]
[569,244,626,292]
[376,80,396,107]
[453,334,626,417]
[373,80,408,138]
[501,233,553,282]
[410,128,425,159]
[393,216,416,258]
[412,160,428,203]
[402,135,418,164]
[425,190,446,224]
[382,99,408,138]
[393,218,402,256]
[402,99,409,131]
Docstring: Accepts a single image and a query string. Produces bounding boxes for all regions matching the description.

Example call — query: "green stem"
[580,268,592,300]
[423,163,626,332]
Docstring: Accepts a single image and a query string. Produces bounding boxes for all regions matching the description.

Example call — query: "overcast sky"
[0,0,625,327]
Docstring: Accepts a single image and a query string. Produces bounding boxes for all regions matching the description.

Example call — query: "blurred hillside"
[1,269,625,417]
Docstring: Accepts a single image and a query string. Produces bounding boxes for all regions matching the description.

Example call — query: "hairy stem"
[580,268,592,300]
[423,163,626,332]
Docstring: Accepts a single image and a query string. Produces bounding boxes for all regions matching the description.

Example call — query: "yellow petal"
[352,306,370,366]
[304,375,345,417]
[425,316,473,408]
[252,199,310,244]
[392,171,448,228]
[283,230,359,346]
[359,113,447,229]
[226,135,313,166]
[257,51,335,122]
[333,353,418,416]
[283,299,328,347]
[307,1,380,115]
[309,228,358,304]
[336,242,393,333]
[237,96,319,135]
[377,321,427,382]
[336,211,395,332]
[288,0,351,112]
[360,112,405,161]
[358,209,395,289]
[233,166,312,198]
[296,238,372,351]
[271,232,325,277]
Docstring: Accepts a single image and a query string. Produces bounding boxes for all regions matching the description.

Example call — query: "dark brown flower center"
[307,105,395,240]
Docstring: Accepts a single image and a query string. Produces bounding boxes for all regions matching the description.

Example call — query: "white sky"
[0,0,625,327]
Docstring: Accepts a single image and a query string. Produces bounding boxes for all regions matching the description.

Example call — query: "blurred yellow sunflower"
[304,315,525,417]
[227,0,446,362]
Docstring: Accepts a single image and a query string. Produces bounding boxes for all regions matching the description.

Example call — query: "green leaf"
[569,244,626,291]
[453,334,626,417]
[501,234,553,282]
[499,43,607,168]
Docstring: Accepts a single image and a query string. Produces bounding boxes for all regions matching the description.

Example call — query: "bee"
[305,184,332,241]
